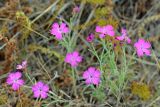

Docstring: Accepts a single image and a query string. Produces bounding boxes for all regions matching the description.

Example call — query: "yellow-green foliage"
[28,44,64,60]
[16,11,31,41]
[86,0,105,5]
[131,82,151,100]
[97,17,119,29]
[95,7,111,18]
[0,93,8,105]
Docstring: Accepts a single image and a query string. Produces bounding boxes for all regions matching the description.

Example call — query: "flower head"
[6,72,24,91]
[86,33,94,42]
[116,28,131,44]
[65,51,82,67]
[16,60,27,70]
[50,22,69,40]
[82,67,101,85]
[95,25,115,38]
[73,6,80,13]
[32,81,49,99]
[134,38,151,57]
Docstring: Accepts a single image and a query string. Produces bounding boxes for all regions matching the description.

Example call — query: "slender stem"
[71,67,77,97]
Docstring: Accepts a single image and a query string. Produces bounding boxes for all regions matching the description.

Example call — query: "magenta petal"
[99,34,106,38]
[60,23,69,33]
[51,22,59,28]
[138,39,145,44]
[16,65,23,69]
[117,36,124,41]
[126,37,131,44]
[76,56,82,62]
[105,25,115,36]
[85,79,92,85]
[107,30,115,36]
[134,42,139,48]
[73,51,79,57]
[55,32,62,40]
[12,83,20,90]
[70,61,77,67]
[40,91,48,99]
[143,49,151,56]
[43,85,49,92]
[14,72,22,79]
[32,85,38,92]
[83,71,90,79]
[137,49,144,57]
[92,78,100,85]
[144,42,151,48]
[17,79,24,86]
[95,26,102,33]
[6,78,13,85]
[33,90,41,98]
[94,70,101,78]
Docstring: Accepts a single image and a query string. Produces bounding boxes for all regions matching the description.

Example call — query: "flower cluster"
[50,22,151,86]
[6,60,49,99]
[95,25,151,57]
[116,28,131,44]
[95,25,115,38]
[16,60,27,70]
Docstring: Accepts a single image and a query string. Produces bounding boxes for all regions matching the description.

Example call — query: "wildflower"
[6,72,24,91]
[105,25,115,37]
[86,33,94,42]
[116,28,131,44]
[95,25,115,38]
[16,60,27,70]
[73,6,80,13]
[65,51,82,67]
[32,81,49,99]
[50,22,69,40]
[83,67,101,85]
[134,38,151,57]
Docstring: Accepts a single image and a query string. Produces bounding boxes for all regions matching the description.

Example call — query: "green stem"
[71,67,77,97]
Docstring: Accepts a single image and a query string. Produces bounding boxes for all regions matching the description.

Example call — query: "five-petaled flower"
[6,72,24,91]
[86,33,94,42]
[65,51,82,67]
[82,67,101,85]
[95,25,115,38]
[134,38,151,57]
[16,60,27,70]
[116,28,131,44]
[50,22,69,40]
[32,81,49,99]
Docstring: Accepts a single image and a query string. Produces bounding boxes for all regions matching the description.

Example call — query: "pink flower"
[32,81,49,99]
[16,60,27,70]
[82,67,101,85]
[6,72,24,91]
[105,25,115,37]
[73,6,80,13]
[65,51,82,67]
[134,38,151,57]
[50,22,69,40]
[95,25,115,38]
[116,28,131,44]
[86,33,94,42]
